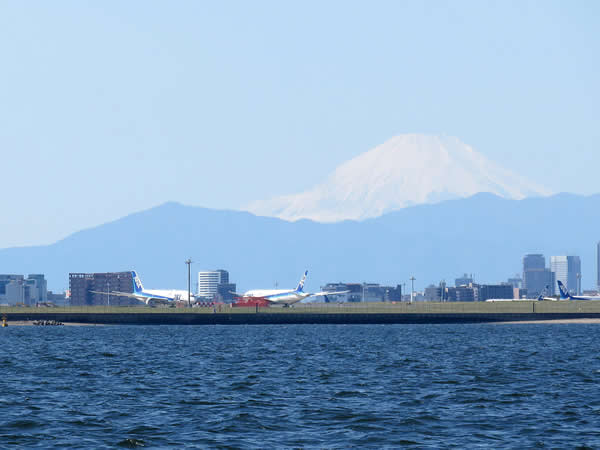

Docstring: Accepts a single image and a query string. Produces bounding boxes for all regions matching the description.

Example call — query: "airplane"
[537,284,559,301]
[92,271,194,305]
[233,270,349,306]
[557,280,600,301]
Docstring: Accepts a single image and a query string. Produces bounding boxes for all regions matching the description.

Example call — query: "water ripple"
[1,323,600,447]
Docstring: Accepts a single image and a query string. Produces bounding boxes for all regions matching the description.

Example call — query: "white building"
[550,256,581,295]
[197,270,229,299]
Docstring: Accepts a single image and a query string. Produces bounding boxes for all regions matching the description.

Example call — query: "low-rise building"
[446,286,477,302]
[321,282,402,302]
[478,284,515,301]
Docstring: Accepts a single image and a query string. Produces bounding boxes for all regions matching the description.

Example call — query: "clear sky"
[0,0,598,248]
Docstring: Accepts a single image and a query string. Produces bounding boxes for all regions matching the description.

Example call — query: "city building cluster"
[3,244,600,306]
[0,274,65,306]
[422,253,587,302]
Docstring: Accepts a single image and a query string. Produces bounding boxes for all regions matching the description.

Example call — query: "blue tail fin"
[132,271,144,294]
[557,280,571,299]
[296,270,308,292]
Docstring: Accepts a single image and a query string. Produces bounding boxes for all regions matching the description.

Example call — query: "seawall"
[3,301,600,325]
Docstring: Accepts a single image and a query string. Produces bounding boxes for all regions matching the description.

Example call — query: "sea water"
[1,323,600,448]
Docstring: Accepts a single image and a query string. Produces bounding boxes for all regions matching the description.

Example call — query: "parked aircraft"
[233,270,348,306]
[557,280,600,300]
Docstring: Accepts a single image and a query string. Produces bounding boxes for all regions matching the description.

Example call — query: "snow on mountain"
[245,134,551,222]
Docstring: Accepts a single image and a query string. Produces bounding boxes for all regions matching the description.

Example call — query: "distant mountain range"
[245,134,551,222]
[0,193,598,293]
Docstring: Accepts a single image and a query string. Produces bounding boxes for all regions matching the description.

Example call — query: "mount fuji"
[245,134,551,222]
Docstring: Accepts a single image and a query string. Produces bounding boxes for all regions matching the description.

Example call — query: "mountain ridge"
[0,193,598,294]
[246,134,551,222]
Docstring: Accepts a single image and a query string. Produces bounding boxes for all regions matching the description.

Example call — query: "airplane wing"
[90,290,173,305]
[309,290,350,297]
[537,295,558,301]
[89,290,139,298]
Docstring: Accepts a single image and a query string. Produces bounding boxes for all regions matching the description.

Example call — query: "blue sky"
[0,0,598,248]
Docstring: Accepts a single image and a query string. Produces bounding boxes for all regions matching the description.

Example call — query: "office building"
[0,274,48,306]
[424,281,448,301]
[550,256,581,295]
[27,274,48,302]
[446,286,476,302]
[47,290,68,305]
[198,270,232,300]
[321,283,362,302]
[455,274,473,286]
[69,272,136,306]
[424,284,444,301]
[320,282,401,302]
[478,284,515,301]
[522,254,554,298]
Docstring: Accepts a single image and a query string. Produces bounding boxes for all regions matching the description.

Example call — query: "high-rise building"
[0,274,48,305]
[523,254,554,298]
[198,270,230,299]
[27,274,47,303]
[550,256,581,295]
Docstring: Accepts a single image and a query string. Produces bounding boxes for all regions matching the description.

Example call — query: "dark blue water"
[1,324,600,448]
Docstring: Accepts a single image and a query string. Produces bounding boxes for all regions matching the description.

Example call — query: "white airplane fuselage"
[141,289,191,302]
[242,289,311,305]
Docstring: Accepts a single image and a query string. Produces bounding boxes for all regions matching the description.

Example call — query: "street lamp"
[185,258,193,307]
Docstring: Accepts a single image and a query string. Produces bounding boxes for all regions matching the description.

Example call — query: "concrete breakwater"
[2,301,600,325]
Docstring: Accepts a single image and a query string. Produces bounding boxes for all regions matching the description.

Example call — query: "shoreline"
[493,318,600,325]
[3,318,600,326]
[3,321,104,327]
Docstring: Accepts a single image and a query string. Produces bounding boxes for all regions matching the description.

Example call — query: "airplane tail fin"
[296,270,308,292]
[132,271,144,294]
[557,280,571,300]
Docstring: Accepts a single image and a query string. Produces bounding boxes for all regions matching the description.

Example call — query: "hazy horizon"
[1,1,598,248]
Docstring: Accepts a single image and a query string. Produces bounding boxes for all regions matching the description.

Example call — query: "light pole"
[577,273,581,296]
[185,258,193,308]
[106,279,110,307]
[410,276,416,304]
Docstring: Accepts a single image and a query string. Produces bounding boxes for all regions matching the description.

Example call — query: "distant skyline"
[2,193,600,293]
[1,1,598,248]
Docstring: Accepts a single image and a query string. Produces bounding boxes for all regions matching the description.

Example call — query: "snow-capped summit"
[245,134,551,222]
